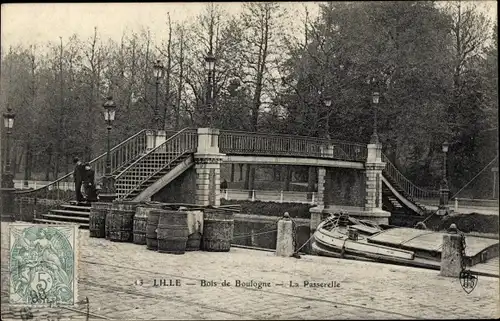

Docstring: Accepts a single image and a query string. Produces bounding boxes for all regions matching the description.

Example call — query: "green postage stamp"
[9,224,79,306]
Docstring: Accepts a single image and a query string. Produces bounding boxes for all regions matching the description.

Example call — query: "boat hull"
[312,221,499,277]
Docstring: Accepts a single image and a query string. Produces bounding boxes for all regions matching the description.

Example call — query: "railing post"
[280,190,284,203]
[225,189,229,200]
[454,198,458,212]
[311,192,315,205]
[251,190,255,202]
[145,130,155,153]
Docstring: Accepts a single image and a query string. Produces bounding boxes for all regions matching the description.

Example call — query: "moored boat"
[311,212,499,277]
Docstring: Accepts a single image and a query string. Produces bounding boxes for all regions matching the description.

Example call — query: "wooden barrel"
[89,202,111,238]
[106,201,142,242]
[186,232,202,251]
[145,204,167,251]
[157,210,189,254]
[185,210,203,251]
[133,207,149,245]
[202,209,234,252]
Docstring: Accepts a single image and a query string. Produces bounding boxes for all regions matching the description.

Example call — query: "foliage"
[0,2,497,197]
[220,199,314,219]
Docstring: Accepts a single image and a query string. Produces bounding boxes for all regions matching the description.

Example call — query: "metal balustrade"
[221,189,317,205]
[115,128,198,199]
[381,153,440,201]
[11,125,441,211]
[219,130,367,162]
[14,129,150,203]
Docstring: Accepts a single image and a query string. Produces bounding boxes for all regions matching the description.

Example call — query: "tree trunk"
[244,164,250,190]
[238,164,244,181]
[307,166,316,200]
[284,166,292,191]
[45,146,53,181]
[230,164,235,182]
[248,166,256,198]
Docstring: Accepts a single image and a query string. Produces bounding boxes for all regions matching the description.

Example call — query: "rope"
[450,156,498,200]
[232,229,278,240]
[421,209,439,224]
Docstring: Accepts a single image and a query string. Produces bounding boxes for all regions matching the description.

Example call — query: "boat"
[311,212,499,277]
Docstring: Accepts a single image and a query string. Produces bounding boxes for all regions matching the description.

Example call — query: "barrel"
[186,210,204,251]
[157,210,189,254]
[89,202,111,238]
[133,207,149,245]
[145,204,167,251]
[106,201,142,242]
[202,209,234,252]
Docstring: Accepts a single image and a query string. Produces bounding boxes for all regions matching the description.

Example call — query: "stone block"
[276,219,294,257]
[440,233,463,277]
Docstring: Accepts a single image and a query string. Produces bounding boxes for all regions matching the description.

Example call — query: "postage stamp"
[9,224,79,306]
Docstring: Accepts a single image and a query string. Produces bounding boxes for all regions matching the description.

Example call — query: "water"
[232,215,313,254]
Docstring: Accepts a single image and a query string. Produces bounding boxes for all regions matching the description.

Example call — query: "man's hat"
[73,157,79,164]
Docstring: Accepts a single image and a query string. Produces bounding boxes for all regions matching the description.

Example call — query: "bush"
[437,213,499,234]
[220,199,314,219]
[390,212,499,234]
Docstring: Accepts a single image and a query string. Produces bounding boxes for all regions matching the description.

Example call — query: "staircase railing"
[115,128,198,199]
[14,129,150,202]
[381,153,440,201]
[219,130,367,162]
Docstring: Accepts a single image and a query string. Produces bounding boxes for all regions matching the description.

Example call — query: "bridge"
[11,128,443,227]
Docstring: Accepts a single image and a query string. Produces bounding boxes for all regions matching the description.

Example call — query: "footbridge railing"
[14,129,150,203]
[381,153,440,201]
[115,128,198,199]
[219,130,367,162]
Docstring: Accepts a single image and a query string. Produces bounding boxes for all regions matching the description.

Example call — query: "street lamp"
[370,91,380,144]
[1,107,15,221]
[323,97,332,108]
[2,107,15,187]
[323,96,332,139]
[153,59,165,131]
[205,51,216,127]
[439,141,450,215]
[101,96,117,202]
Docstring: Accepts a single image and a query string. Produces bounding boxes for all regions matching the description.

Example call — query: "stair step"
[43,214,89,222]
[33,218,88,228]
[50,209,91,217]
[60,204,91,212]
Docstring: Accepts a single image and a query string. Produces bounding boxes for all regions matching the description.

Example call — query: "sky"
[0,1,497,50]
[0,2,317,50]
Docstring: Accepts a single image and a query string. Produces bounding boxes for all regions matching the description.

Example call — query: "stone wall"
[324,168,365,207]
[151,166,196,204]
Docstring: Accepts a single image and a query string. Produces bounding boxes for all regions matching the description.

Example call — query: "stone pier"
[194,128,224,207]
[363,142,390,224]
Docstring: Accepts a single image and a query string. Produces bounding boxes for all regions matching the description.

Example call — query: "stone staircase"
[28,128,198,227]
[33,204,90,229]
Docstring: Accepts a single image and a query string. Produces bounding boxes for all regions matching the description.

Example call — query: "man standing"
[73,157,84,204]
[82,163,98,202]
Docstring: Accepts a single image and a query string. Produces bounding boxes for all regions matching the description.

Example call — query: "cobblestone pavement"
[1,222,499,320]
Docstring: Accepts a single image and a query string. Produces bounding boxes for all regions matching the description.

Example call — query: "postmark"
[9,224,79,306]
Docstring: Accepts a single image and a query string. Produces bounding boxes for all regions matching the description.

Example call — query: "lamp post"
[370,91,380,144]
[1,107,16,221]
[323,96,332,139]
[439,141,450,215]
[153,59,165,131]
[100,96,117,202]
[205,51,216,127]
